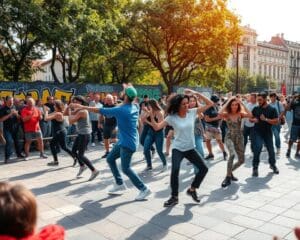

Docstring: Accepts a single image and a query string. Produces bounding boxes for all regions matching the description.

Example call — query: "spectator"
[89,94,103,146]
[20,98,48,160]
[0,181,65,240]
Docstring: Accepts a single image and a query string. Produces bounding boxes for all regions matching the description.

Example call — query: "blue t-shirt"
[100,103,139,152]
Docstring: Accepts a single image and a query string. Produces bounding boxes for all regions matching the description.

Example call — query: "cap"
[210,95,220,103]
[125,87,137,100]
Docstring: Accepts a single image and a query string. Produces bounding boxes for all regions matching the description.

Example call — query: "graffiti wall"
[0,81,162,103]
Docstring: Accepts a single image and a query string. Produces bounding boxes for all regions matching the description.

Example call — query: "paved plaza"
[1,130,300,240]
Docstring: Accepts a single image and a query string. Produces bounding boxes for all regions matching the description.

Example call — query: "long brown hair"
[54,100,65,112]
[148,99,162,112]
[225,97,241,114]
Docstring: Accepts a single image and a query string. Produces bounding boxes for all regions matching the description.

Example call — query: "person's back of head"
[0,182,37,238]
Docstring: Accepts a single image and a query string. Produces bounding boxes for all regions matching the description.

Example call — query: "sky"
[228,0,300,42]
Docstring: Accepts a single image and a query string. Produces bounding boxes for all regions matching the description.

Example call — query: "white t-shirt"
[165,108,198,151]
[244,102,257,128]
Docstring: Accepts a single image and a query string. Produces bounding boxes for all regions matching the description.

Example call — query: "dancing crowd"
[1,83,300,239]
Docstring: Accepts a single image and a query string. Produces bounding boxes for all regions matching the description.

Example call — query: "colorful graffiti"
[0,81,162,103]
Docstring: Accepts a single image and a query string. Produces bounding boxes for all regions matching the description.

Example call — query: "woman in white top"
[146,89,214,207]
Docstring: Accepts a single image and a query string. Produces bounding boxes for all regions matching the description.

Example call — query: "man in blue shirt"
[70,84,151,201]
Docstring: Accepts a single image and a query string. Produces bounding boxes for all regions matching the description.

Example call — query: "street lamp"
[235,43,243,94]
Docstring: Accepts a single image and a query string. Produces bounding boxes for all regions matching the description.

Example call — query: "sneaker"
[221,176,231,188]
[276,148,281,155]
[270,165,279,174]
[47,161,59,166]
[17,153,25,159]
[161,164,168,172]
[223,151,228,161]
[108,183,127,195]
[204,154,214,160]
[286,150,291,158]
[231,174,238,182]
[72,158,78,167]
[186,188,200,203]
[101,152,110,159]
[164,196,178,207]
[40,153,48,159]
[91,142,96,147]
[88,170,100,181]
[100,142,104,146]
[77,165,87,177]
[164,152,170,157]
[135,188,151,201]
[144,166,153,172]
[252,168,258,177]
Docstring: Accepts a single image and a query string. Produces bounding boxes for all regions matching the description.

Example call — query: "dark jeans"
[72,134,95,171]
[221,121,227,143]
[252,131,276,169]
[140,125,155,151]
[107,144,146,191]
[3,128,22,159]
[91,121,102,143]
[144,129,166,167]
[50,130,73,162]
[243,126,254,152]
[171,148,208,197]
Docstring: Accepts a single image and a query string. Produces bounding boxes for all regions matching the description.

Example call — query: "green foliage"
[0,0,46,81]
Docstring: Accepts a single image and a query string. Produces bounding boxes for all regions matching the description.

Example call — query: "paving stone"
[211,222,245,237]
[192,230,230,240]
[258,222,291,238]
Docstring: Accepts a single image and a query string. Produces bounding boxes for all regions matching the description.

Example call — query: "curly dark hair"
[166,94,189,115]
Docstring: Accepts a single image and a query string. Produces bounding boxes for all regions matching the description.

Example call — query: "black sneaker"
[101,152,110,159]
[47,161,59,166]
[231,174,238,182]
[204,154,214,160]
[221,176,231,188]
[270,165,279,174]
[286,150,291,158]
[223,151,228,161]
[252,168,258,177]
[164,196,178,207]
[186,188,200,203]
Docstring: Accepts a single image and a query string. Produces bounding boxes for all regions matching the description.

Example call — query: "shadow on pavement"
[126,203,196,240]
[240,172,273,194]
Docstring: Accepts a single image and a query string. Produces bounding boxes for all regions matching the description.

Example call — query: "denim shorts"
[290,125,300,142]
[25,131,42,140]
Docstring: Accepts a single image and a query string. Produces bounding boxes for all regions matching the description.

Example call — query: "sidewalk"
[0,130,300,240]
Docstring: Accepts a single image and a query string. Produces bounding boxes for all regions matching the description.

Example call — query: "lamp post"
[235,43,243,94]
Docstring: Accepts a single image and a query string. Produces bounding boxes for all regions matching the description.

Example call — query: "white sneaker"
[276,148,281,155]
[135,188,151,201]
[161,164,168,172]
[91,143,96,147]
[77,166,87,178]
[108,183,127,195]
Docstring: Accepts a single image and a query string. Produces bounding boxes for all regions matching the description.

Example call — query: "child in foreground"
[0,182,64,240]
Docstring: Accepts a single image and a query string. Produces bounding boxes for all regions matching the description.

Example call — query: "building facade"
[257,41,289,90]
[32,59,64,83]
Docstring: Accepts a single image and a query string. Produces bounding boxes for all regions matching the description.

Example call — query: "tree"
[0,0,46,82]
[225,68,256,93]
[125,0,241,93]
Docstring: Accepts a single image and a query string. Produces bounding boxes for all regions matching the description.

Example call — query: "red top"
[0,225,65,240]
[21,106,41,132]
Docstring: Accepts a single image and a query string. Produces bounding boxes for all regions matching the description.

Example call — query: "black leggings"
[72,134,95,171]
[50,130,73,162]
[171,148,208,197]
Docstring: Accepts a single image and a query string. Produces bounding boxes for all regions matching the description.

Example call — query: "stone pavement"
[1,129,300,240]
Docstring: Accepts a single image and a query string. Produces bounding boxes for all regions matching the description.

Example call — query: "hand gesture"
[69,103,82,109]
[11,109,18,116]
[260,114,266,121]
[43,105,50,112]
[184,89,194,95]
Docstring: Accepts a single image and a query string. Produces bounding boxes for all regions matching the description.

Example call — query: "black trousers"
[72,134,95,171]
[50,130,73,162]
[171,148,208,197]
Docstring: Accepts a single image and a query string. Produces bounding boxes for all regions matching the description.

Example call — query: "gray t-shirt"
[244,102,257,128]
[165,108,198,151]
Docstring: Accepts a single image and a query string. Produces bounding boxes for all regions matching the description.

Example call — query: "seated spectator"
[0,181,65,240]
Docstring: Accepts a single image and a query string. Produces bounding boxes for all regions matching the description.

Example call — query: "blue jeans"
[271,125,281,149]
[4,128,22,159]
[107,144,146,191]
[144,129,166,167]
[252,131,276,169]
[195,135,204,158]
